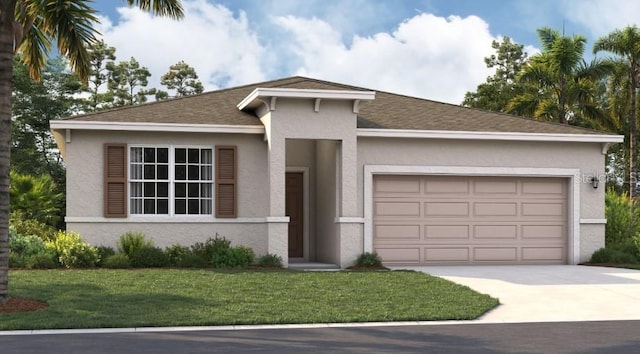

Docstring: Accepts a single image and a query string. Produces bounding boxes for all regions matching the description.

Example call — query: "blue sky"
[90,0,638,104]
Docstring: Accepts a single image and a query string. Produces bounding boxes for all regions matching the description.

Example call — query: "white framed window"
[129,146,213,216]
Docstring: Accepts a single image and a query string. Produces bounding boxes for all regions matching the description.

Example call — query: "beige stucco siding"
[64,130,270,249]
[357,137,606,263]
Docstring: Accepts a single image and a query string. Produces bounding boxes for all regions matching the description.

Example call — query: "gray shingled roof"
[62,76,613,135]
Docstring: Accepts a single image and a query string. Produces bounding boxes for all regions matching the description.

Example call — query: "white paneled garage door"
[373,175,568,265]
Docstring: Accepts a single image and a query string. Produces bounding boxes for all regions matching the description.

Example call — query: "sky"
[90,0,640,104]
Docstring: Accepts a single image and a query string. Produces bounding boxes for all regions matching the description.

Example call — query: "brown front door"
[286,172,304,258]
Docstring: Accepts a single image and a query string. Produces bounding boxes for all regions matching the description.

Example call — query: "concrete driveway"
[396,265,640,323]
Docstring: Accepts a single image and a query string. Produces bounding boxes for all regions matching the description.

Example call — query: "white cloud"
[96,0,268,94]
[560,0,640,38]
[274,13,498,104]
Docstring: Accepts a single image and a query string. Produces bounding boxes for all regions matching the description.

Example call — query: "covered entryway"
[373,175,568,265]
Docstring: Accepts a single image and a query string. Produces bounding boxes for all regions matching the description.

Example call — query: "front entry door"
[286,172,304,258]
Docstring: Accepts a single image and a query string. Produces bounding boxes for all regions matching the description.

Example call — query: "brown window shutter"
[104,143,127,218]
[215,145,237,218]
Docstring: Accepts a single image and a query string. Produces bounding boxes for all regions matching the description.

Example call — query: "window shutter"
[215,145,237,218]
[104,143,127,218]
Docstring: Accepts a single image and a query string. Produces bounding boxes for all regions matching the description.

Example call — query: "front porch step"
[288,262,341,271]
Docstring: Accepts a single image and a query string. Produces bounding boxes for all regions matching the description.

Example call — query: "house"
[50,76,623,268]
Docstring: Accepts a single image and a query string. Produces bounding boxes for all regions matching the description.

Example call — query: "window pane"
[188,165,199,180]
[157,182,168,197]
[188,199,199,214]
[131,164,142,179]
[157,148,169,163]
[201,199,212,214]
[201,166,212,180]
[201,183,212,198]
[188,148,199,163]
[175,183,186,197]
[131,182,142,197]
[175,148,186,163]
[144,182,156,197]
[201,149,212,164]
[175,165,186,180]
[144,148,155,163]
[144,199,155,214]
[175,199,186,214]
[157,165,168,180]
[131,148,143,163]
[188,183,199,197]
[157,199,169,214]
[131,199,142,214]
[144,165,155,179]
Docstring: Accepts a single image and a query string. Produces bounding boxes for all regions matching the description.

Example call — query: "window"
[129,146,213,215]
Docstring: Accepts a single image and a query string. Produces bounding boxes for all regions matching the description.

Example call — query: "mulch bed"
[0,298,48,313]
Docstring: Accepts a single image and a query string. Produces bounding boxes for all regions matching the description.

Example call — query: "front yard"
[1,269,498,330]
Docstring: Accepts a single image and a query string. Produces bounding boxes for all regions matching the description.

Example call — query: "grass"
[1,269,498,330]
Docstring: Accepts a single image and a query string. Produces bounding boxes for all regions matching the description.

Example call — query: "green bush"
[9,171,64,227]
[117,232,154,258]
[25,252,58,269]
[45,230,100,268]
[191,235,231,263]
[176,253,208,268]
[102,254,131,269]
[96,246,116,266]
[355,252,383,267]
[605,190,635,246]
[9,211,56,241]
[211,246,255,268]
[165,244,191,266]
[255,253,283,268]
[8,253,26,268]
[129,246,169,268]
[590,247,639,264]
[610,238,640,259]
[9,228,46,256]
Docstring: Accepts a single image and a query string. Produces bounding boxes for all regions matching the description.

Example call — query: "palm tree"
[507,27,612,125]
[0,0,184,304]
[594,26,640,198]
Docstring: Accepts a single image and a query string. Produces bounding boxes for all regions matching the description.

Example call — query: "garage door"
[373,175,568,265]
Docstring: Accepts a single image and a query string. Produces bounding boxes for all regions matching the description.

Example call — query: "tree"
[83,40,116,111]
[506,27,612,125]
[107,57,157,106]
[161,60,204,97]
[462,37,528,112]
[9,170,63,227]
[594,26,640,198]
[0,0,185,304]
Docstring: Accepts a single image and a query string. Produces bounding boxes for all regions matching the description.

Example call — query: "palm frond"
[126,0,184,19]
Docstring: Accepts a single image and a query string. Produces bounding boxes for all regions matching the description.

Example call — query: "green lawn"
[2,269,498,330]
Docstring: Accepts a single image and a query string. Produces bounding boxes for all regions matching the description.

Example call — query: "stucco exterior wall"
[64,130,270,250]
[356,137,607,263]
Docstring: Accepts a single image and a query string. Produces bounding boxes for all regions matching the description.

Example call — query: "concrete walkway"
[397,265,640,323]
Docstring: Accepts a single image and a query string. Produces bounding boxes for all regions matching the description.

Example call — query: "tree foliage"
[107,57,156,106]
[462,37,528,112]
[9,171,63,228]
[83,40,117,111]
[161,60,204,97]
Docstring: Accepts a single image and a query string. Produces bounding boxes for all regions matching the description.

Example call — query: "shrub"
[255,253,283,268]
[129,246,169,268]
[165,244,191,266]
[9,211,56,241]
[45,230,100,268]
[605,190,635,246]
[590,247,639,264]
[610,238,640,259]
[8,253,26,268]
[191,235,231,263]
[25,252,58,269]
[9,228,46,257]
[9,171,64,227]
[211,246,255,268]
[176,253,208,268]
[117,232,154,258]
[96,246,116,266]
[355,252,383,267]
[102,254,131,269]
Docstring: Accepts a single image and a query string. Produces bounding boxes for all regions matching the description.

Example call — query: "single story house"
[50,76,623,268]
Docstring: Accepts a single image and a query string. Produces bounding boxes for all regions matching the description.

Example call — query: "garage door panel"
[373,175,568,265]
[474,202,518,216]
[375,201,420,217]
[425,248,470,262]
[375,224,420,240]
[522,225,565,239]
[375,176,420,194]
[375,248,420,263]
[425,202,469,217]
[474,247,518,262]
[522,203,564,217]
[425,179,469,194]
[424,225,470,239]
[474,225,517,239]
[522,247,565,261]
